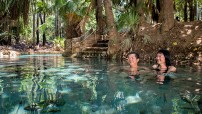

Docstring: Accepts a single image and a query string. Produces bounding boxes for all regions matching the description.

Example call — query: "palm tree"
[55,0,92,56]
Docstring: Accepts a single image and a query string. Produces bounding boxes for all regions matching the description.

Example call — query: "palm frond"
[117,9,139,31]
[121,37,133,51]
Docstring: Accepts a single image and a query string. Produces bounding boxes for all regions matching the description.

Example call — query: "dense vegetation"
[0,0,201,63]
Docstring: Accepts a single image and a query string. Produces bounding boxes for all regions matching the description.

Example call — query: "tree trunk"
[36,13,40,45]
[15,21,20,44]
[156,0,161,22]
[55,9,59,37]
[129,0,137,6]
[80,1,94,35]
[103,0,119,58]
[184,0,188,22]
[95,0,105,37]
[63,24,77,57]
[39,13,46,46]
[32,0,36,46]
[189,0,195,21]
[42,13,46,46]
[194,1,199,20]
[33,13,36,45]
[59,20,62,38]
[159,0,174,32]
[63,13,81,57]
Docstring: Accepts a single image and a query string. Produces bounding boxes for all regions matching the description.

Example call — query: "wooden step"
[92,43,108,47]
[75,38,109,58]
[80,51,108,58]
[97,40,109,44]
[85,47,108,51]
[81,51,106,54]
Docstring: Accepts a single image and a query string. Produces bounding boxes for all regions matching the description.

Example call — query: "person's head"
[127,52,140,64]
[156,49,171,66]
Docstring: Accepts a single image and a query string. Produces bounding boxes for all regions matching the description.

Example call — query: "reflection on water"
[0,54,201,114]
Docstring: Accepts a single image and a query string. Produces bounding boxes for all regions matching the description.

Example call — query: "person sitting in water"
[152,49,177,84]
[127,52,140,79]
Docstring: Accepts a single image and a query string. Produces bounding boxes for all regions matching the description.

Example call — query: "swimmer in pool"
[152,49,177,84]
[127,52,140,79]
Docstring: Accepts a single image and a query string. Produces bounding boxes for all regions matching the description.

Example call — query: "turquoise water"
[0,54,201,114]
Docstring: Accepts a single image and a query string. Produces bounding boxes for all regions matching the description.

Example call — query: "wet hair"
[157,49,171,66]
[127,52,139,59]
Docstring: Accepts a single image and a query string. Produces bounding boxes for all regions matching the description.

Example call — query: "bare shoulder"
[152,64,158,69]
[168,66,177,72]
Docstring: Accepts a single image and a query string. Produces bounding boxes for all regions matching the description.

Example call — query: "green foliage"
[58,1,78,17]
[113,1,143,32]
[18,16,32,44]
[36,0,50,13]
[0,31,14,38]
[21,26,32,39]
[58,0,92,18]
[39,16,54,33]
[0,0,14,13]
[175,0,185,20]
[175,0,202,21]
[53,36,65,48]
[117,9,139,31]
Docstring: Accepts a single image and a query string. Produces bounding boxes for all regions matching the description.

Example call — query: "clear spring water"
[0,54,201,114]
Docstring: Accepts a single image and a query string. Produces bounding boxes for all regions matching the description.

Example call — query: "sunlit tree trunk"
[103,0,119,58]
[75,1,93,36]
[33,14,36,45]
[39,13,46,46]
[55,9,59,37]
[159,0,174,32]
[32,1,36,45]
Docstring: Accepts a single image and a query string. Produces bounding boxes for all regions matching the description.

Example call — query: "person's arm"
[168,66,177,72]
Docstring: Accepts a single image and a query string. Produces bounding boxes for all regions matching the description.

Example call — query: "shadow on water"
[0,54,201,114]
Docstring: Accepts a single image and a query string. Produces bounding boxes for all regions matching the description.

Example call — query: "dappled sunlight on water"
[0,54,201,114]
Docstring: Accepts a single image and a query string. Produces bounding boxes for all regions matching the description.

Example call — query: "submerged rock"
[42,104,61,113]
[38,99,66,107]
[180,90,201,113]
[24,103,41,111]
[24,99,65,112]
[180,90,200,103]
[125,93,142,104]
